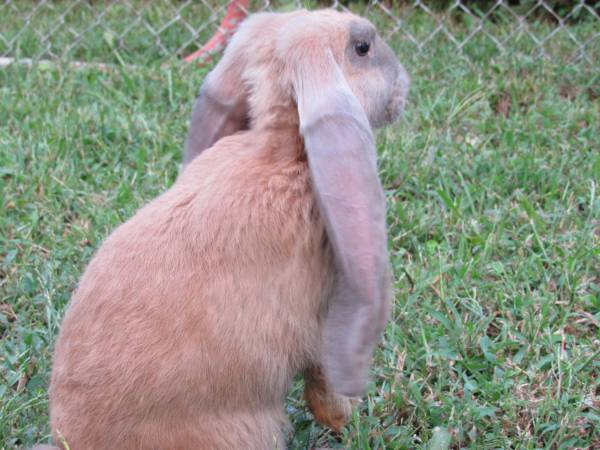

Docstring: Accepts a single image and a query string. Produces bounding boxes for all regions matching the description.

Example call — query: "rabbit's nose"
[383,66,410,125]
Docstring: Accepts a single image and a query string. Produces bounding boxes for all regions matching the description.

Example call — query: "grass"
[1,2,599,449]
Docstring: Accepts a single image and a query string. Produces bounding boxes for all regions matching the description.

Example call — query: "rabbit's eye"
[355,41,370,56]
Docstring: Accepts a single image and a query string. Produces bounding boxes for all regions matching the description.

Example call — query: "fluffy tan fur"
[49,130,336,449]
[43,8,409,449]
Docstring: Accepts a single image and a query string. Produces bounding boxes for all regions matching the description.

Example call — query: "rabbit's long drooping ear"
[183,74,247,166]
[182,23,255,166]
[292,45,392,397]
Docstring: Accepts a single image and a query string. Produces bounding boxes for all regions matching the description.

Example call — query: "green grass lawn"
[1,2,599,449]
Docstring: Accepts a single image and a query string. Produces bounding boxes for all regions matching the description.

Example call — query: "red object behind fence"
[183,0,249,65]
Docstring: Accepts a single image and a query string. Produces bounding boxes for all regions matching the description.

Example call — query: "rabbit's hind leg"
[145,410,289,450]
[201,410,289,450]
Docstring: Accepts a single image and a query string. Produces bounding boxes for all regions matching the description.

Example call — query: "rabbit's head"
[193,9,409,132]
[274,9,409,129]
[189,9,410,397]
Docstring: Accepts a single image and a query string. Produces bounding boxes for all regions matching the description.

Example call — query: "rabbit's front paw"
[304,367,355,432]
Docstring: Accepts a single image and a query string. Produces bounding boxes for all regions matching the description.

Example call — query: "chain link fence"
[0,1,599,67]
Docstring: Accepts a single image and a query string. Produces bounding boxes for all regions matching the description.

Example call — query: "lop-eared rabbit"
[38,8,409,450]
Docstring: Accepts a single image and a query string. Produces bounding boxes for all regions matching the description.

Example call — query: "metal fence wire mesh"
[1,1,599,67]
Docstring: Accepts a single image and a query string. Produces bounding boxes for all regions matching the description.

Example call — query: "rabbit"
[39,8,409,450]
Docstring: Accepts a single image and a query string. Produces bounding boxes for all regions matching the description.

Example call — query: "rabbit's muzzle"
[383,64,410,126]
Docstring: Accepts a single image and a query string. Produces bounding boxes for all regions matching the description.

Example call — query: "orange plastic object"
[183,0,250,65]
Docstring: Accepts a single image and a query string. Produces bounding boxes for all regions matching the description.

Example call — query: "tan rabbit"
[40,9,409,450]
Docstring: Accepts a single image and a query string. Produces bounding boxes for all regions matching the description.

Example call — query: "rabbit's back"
[49,129,333,449]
